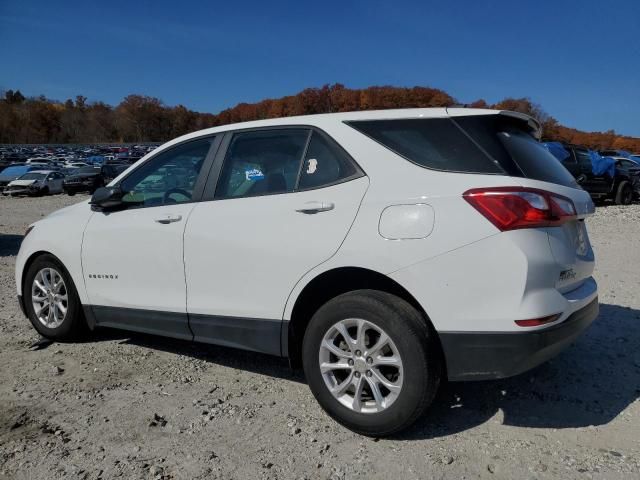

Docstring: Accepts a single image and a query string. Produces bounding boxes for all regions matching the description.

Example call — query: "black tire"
[23,254,87,341]
[615,181,633,205]
[38,186,49,197]
[302,290,441,436]
[67,190,76,196]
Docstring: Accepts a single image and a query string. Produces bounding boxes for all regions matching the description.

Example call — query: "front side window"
[215,129,309,199]
[120,138,213,207]
[297,132,360,190]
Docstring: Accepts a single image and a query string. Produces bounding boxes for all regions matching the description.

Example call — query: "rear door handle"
[154,214,182,224]
[296,201,335,214]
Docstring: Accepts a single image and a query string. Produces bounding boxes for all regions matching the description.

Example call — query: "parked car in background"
[0,165,47,192]
[16,108,599,436]
[3,170,66,196]
[559,144,637,204]
[63,164,128,195]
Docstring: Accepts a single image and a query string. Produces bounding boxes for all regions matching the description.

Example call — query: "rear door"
[183,127,367,355]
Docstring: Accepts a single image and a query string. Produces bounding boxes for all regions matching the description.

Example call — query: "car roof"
[151,107,537,157]
[27,170,55,174]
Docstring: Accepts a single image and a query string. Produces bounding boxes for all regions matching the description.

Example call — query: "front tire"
[24,254,87,341]
[302,290,441,436]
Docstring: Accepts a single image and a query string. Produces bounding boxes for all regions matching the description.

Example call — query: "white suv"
[15,108,598,436]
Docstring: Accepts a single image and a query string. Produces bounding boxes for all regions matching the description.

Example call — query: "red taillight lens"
[463,187,576,231]
[515,314,561,327]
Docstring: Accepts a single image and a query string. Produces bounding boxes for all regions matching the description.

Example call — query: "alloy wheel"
[31,267,68,329]
[319,318,403,414]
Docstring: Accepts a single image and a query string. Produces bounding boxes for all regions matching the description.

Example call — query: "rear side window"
[347,118,504,174]
[215,129,309,199]
[298,132,359,190]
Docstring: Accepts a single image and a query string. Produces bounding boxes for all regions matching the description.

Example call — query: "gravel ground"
[1,194,639,480]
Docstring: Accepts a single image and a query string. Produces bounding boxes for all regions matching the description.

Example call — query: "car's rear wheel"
[302,290,441,436]
[615,181,633,205]
[24,254,87,341]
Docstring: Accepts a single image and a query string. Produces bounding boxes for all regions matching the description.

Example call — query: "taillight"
[463,187,577,231]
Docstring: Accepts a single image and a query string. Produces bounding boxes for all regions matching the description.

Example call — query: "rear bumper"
[441,298,599,381]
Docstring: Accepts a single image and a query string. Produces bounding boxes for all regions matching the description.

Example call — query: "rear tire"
[302,290,441,436]
[23,254,87,341]
[615,181,633,205]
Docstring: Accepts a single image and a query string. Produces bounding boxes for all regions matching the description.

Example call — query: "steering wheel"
[163,188,191,203]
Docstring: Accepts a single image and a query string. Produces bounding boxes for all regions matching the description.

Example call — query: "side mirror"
[90,186,125,210]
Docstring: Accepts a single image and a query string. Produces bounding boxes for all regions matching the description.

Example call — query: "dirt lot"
[1,194,639,480]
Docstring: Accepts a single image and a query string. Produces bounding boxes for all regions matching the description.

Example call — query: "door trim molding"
[88,305,283,357]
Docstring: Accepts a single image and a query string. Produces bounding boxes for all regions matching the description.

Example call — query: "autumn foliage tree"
[0,85,638,151]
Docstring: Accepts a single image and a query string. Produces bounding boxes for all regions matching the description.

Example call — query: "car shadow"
[398,303,640,440]
[104,329,301,383]
[83,303,639,437]
[0,234,23,257]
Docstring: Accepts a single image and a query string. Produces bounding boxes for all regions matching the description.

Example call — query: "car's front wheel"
[24,254,87,341]
[302,290,441,436]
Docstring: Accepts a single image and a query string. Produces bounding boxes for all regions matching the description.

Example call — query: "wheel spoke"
[352,375,365,412]
[34,280,47,295]
[32,292,47,302]
[330,371,354,396]
[366,332,389,357]
[334,322,355,350]
[321,339,350,359]
[370,368,402,393]
[320,360,352,373]
[355,319,366,350]
[366,377,385,409]
[372,355,401,367]
[43,269,52,289]
[34,301,47,316]
[55,301,67,316]
[46,304,54,325]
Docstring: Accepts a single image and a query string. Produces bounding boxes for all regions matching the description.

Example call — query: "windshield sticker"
[306,158,318,174]
[245,168,265,181]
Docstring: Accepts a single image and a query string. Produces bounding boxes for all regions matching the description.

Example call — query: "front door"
[82,137,217,339]
[184,128,368,354]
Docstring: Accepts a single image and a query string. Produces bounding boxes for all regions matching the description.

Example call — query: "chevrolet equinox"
[16,108,599,436]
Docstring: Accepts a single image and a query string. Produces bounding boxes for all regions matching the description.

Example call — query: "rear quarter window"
[346,118,504,174]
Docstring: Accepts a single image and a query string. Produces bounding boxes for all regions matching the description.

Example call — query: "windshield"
[75,166,100,174]
[1,166,28,176]
[19,172,47,180]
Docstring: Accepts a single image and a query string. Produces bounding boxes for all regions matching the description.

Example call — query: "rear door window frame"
[201,125,365,202]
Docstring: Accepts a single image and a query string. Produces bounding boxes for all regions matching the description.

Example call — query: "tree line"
[1,84,638,151]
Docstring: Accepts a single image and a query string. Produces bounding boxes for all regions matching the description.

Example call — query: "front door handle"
[154,214,183,224]
[296,201,335,214]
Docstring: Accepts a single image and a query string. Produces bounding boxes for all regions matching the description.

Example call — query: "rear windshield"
[347,115,578,188]
[454,115,577,188]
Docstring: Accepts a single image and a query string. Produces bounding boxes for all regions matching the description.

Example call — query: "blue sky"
[1,0,639,136]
